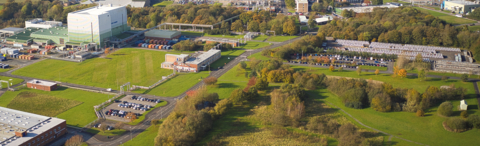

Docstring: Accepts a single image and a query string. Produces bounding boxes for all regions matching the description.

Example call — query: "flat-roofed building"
[25,18,62,29]
[144,30,182,41]
[0,27,25,38]
[0,107,67,146]
[441,0,480,14]
[162,54,190,70]
[296,0,309,13]
[27,80,58,91]
[161,49,221,72]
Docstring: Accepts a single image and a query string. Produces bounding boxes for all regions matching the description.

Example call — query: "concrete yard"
[104,95,160,122]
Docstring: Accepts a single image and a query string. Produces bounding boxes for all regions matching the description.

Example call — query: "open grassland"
[468,25,480,31]
[0,0,40,4]
[267,36,299,42]
[13,48,172,90]
[143,72,209,97]
[236,41,271,50]
[0,87,110,127]
[209,49,246,69]
[204,33,244,39]
[359,65,388,71]
[416,7,477,25]
[7,91,82,117]
[247,51,272,61]
[123,120,163,146]
[253,35,269,41]
[86,128,126,136]
[153,1,173,7]
[0,76,23,88]
[128,101,168,125]
[312,88,480,146]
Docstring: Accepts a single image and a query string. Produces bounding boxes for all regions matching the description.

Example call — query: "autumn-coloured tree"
[416,109,425,117]
[398,69,407,78]
[244,77,257,92]
[316,57,321,63]
[371,93,392,112]
[329,65,335,72]
[375,69,380,76]
[283,19,298,35]
[125,112,137,122]
[204,77,218,85]
[104,48,110,54]
[65,135,83,146]
[393,66,399,77]
[186,90,197,96]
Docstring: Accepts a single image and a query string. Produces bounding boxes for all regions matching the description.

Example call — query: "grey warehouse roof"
[145,30,181,39]
[0,27,25,34]
[187,49,221,65]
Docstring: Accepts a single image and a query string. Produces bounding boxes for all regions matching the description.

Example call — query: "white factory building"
[67,4,130,46]
[25,18,63,29]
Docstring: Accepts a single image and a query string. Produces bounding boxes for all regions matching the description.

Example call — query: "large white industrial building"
[67,5,129,46]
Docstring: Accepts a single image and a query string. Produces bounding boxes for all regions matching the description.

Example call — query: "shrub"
[329,65,335,71]
[416,109,425,117]
[305,78,316,90]
[65,135,83,146]
[467,115,480,129]
[204,77,218,85]
[437,101,453,117]
[461,110,469,118]
[461,74,468,82]
[371,93,392,112]
[445,117,467,130]
[338,67,343,72]
[115,122,125,129]
[441,76,448,81]
[255,78,269,90]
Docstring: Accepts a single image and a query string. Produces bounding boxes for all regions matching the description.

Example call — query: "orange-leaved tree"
[398,69,407,78]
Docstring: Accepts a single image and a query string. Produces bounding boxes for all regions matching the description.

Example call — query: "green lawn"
[128,101,168,125]
[468,25,480,31]
[416,7,477,25]
[247,51,271,61]
[143,72,210,97]
[0,5,3,10]
[0,76,23,88]
[0,87,111,127]
[7,91,82,117]
[153,1,173,7]
[267,36,299,42]
[86,128,127,136]
[252,35,269,41]
[312,88,480,146]
[204,33,244,39]
[359,65,388,71]
[123,124,161,146]
[13,48,172,90]
[181,31,204,36]
[209,49,246,69]
[236,41,271,50]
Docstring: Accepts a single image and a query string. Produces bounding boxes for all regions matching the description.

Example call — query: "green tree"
[356,66,362,76]
[229,89,245,105]
[461,74,468,82]
[248,21,260,32]
[438,101,453,117]
[21,2,32,16]
[259,21,268,33]
[311,2,324,12]
[231,20,244,32]
[467,115,480,129]
[418,69,426,81]
[285,0,296,8]
[255,78,269,90]
[308,13,317,29]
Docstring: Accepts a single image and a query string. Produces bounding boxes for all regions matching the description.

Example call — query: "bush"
[461,110,469,118]
[204,77,218,85]
[441,76,448,81]
[461,74,468,82]
[338,67,343,72]
[65,135,84,146]
[437,101,453,117]
[445,117,467,130]
[416,109,425,117]
[467,114,480,129]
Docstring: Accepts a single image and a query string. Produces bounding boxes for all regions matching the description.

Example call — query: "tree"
[65,135,83,146]
[329,65,335,72]
[98,122,108,134]
[445,117,467,131]
[461,111,469,118]
[204,77,218,85]
[418,69,426,81]
[339,67,343,72]
[230,89,245,105]
[438,101,453,117]
[375,69,380,76]
[231,20,244,32]
[398,69,407,78]
[371,93,392,112]
[305,79,316,90]
[308,13,317,29]
[356,66,362,76]
[255,78,269,90]
[259,21,268,33]
[115,122,124,129]
[150,120,159,127]
[239,61,247,70]
[442,76,448,81]
[416,109,425,117]
[311,2,324,12]
[461,74,468,82]
[125,112,137,122]
[248,21,260,32]
[415,54,423,63]
[283,19,298,35]
[467,115,480,129]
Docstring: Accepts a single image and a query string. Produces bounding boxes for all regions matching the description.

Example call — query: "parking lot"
[104,95,162,122]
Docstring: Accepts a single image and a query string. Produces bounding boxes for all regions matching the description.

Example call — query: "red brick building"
[27,80,57,91]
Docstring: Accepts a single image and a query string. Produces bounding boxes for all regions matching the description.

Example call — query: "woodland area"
[318,7,480,61]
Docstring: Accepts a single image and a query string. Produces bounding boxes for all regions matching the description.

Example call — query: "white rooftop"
[297,0,308,3]
[169,54,189,59]
[27,80,57,87]
[447,0,480,5]
[187,49,221,65]
[0,27,24,34]
[69,5,124,15]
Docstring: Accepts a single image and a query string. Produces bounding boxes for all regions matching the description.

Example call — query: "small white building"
[460,100,468,110]
[25,18,62,29]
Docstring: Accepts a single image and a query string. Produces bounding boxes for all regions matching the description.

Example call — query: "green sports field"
[0,76,23,88]
[142,72,209,97]
[416,7,477,25]
[253,35,269,41]
[0,87,111,127]
[267,36,299,42]
[12,48,172,90]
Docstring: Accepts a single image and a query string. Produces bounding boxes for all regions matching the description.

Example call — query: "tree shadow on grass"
[305,89,340,117]
[55,86,69,91]
[217,83,239,88]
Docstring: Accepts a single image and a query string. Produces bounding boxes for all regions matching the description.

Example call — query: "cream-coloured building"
[296,0,309,13]
[441,1,480,14]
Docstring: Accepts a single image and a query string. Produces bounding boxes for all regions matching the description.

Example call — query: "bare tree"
[65,135,83,146]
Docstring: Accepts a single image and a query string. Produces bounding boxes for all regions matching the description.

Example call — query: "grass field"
[153,1,173,7]
[86,128,126,136]
[267,36,299,42]
[314,88,480,146]
[0,76,23,88]
[416,7,477,25]
[0,0,40,4]
[204,33,244,39]
[468,25,480,31]
[236,41,271,50]
[247,51,271,61]
[209,49,246,69]
[123,122,163,146]
[359,65,388,71]
[143,72,209,97]
[0,5,3,10]
[128,101,168,125]
[13,48,172,90]
[180,31,204,36]
[0,87,110,127]
[253,35,269,41]
[7,91,82,117]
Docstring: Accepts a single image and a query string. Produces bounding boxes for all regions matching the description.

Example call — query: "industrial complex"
[162,49,222,72]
